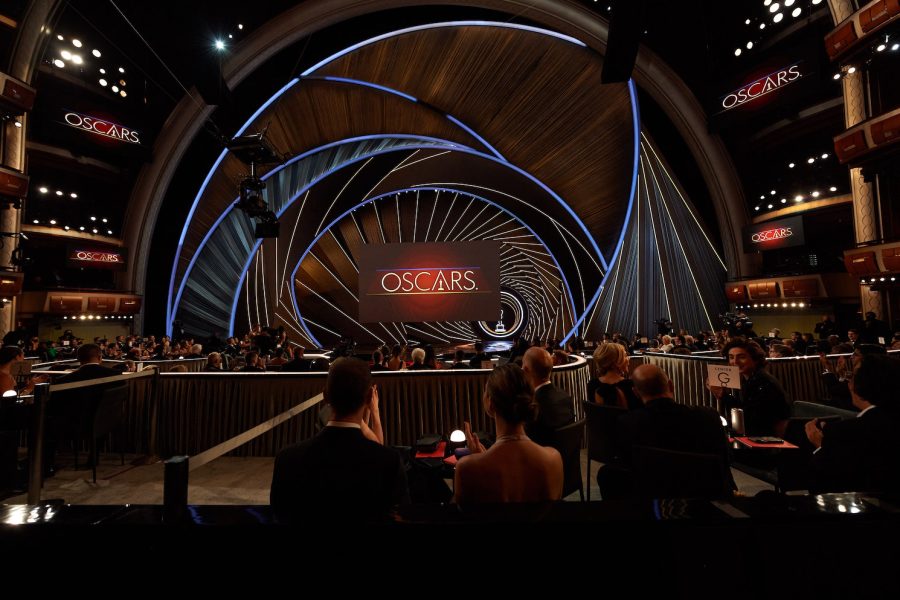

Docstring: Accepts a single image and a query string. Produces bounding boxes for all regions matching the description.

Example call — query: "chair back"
[582,401,626,463]
[92,383,128,440]
[631,445,729,499]
[547,418,585,499]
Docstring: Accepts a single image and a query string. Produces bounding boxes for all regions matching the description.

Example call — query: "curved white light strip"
[285,187,575,346]
[171,21,621,336]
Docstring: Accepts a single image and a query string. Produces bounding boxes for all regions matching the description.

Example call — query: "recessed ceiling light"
[32,219,38,224]
[107,230,113,235]
[812,191,820,197]
[102,218,108,223]
[55,190,63,196]
[760,23,766,29]
[770,4,780,14]
[788,162,795,168]
[118,67,125,73]
[92,49,101,58]
[746,41,753,49]
[53,59,64,68]
[785,0,795,5]
[38,186,48,194]
[79,226,85,231]
[60,49,71,60]
[72,39,82,48]
[794,195,803,202]
[833,73,841,80]
[745,19,751,25]
[70,192,78,198]
[49,219,56,225]
[64,226,70,230]
[111,85,119,92]
[71,54,83,65]
[792,7,802,17]
[755,206,760,211]
[893,44,899,51]
[120,90,127,97]
[829,186,837,192]
[877,44,886,52]
[807,157,815,163]
[767,204,773,209]
[781,198,787,203]
[773,13,783,23]
[90,216,96,221]
[848,66,857,74]
[735,48,742,56]
[99,68,106,74]
[56,34,64,41]
[238,23,243,30]
[99,78,107,86]
[821,153,829,159]
[770,190,776,195]
[214,40,225,50]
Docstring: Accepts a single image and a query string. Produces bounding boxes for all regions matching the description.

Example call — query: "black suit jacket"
[270,426,409,523]
[615,397,730,468]
[526,383,575,447]
[811,407,900,493]
[54,363,120,384]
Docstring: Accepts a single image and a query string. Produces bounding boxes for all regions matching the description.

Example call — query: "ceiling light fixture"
[72,39,82,48]
[92,49,101,58]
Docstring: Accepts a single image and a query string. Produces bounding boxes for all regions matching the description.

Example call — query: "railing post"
[163,455,189,523]
[27,382,50,504]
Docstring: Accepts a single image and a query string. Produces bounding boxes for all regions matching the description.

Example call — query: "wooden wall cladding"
[0,272,24,296]
[725,284,748,302]
[844,251,879,276]
[782,278,819,298]
[48,295,83,313]
[882,247,900,271]
[748,281,779,299]
[87,296,116,312]
[118,297,142,313]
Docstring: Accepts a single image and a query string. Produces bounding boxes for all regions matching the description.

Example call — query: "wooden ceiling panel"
[317,25,635,258]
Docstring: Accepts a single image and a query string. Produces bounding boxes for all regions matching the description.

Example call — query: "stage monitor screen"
[743,216,805,252]
[358,241,501,323]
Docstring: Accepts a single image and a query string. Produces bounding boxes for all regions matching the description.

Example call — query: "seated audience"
[523,347,575,447]
[270,358,408,523]
[805,353,900,494]
[598,364,733,498]
[370,349,387,371]
[55,343,120,383]
[469,341,490,369]
[709,339,789,436]
[240,351,265,372]
[204,352,224,371]
[454,364,563,503]
[387,345,405,371]
[280,346,311,372]
[450,349,469,369]
[408,347,429,370]
[590,342,641,410]
[818,344,855,411]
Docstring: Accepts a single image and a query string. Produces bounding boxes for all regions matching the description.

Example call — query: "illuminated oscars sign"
[66,246,127,270]
[742,216,805,252]
[721,63,801,112]
[378,268,480,294]
[63,111,141,144]
[358,241,501,323]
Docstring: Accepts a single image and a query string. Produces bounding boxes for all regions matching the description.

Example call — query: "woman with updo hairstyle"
[590,342,641,410]
[453,364,563,504]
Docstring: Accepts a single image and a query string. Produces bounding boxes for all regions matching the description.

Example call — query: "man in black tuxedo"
[54,343,120,383]
[522,347,574,447]
[614,364,731,465]
[270,358,409,523]
[280,346,311,372]
[468,341,490,369]
[597,364,732,499]
[805,353,900,493]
